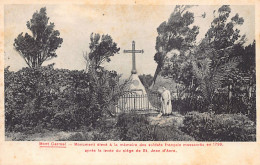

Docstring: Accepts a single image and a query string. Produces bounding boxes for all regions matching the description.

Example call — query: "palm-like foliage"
[192,56,238,109]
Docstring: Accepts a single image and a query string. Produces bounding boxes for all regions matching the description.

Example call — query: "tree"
[191,5,247,111]
[139,74,154,89]
[14,7,63,68]
[192,57,239,110]
[86,33,120,69]
[152,5,199,86]
[204,5,245,66]
[239,41,255,75]
[232,41,255,117]
[83,33,128,117]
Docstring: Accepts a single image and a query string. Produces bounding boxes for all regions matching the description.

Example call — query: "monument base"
[116,73,157,113]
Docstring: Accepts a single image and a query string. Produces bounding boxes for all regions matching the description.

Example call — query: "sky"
[4,5,255,79]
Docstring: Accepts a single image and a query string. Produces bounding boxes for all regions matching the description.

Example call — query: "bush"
[4,65,103,132]
[5,62,127,133]
[172,97,207,115]
[116,112,194,141]
[153,126,194,141]
[116,113,151,141]
[172,92,256,123]
[181,111,256,141]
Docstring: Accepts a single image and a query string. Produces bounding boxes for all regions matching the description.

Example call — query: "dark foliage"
[116,113,194,141]
[116,113,151,141]
[5,64,123,132]
[138,74,154,88]
[5,65,90,131]
[172,91,256,123]
[172,97,206,115]
[181,111,256,141]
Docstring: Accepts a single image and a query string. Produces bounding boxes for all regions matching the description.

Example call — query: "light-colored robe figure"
[160,88,172,115]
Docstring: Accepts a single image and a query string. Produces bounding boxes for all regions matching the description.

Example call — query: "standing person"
[158,86,172,116]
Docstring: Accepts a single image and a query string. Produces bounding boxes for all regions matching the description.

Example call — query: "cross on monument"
[124,41,144,74]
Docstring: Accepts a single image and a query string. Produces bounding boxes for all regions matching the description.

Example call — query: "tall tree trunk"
[151,47,166,89]
[150,64,162,88]
[248,85,252,99]
[228,84,232,103]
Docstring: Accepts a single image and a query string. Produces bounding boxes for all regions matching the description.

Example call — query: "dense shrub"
[212,93,255,114]
[116,113,151,141]
[172,92,256,123]
[181,111,256,141]
[172,97,206,114]
[116,112,194,141]
[154,126,195,141]
[5,64,122,132]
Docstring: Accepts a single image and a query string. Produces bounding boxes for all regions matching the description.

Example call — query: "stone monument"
[116,41,155,112]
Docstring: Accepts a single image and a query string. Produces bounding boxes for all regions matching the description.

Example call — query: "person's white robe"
[161,90,172,115]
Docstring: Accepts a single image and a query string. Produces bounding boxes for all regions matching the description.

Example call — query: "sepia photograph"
[4,4,256,142]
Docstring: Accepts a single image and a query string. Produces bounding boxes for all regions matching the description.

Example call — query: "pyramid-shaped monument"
[116,41,155,112]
